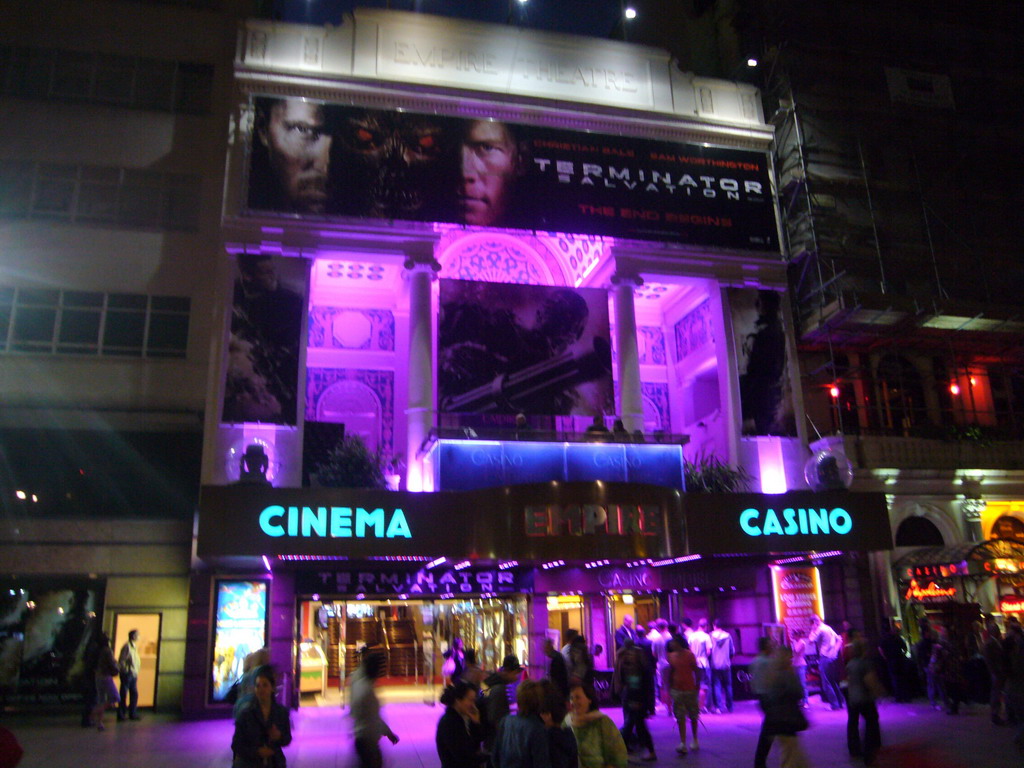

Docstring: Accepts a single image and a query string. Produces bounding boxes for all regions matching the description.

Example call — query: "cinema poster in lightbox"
[437,279,613,416]
[210,580,268,703]
[244,96,777,251]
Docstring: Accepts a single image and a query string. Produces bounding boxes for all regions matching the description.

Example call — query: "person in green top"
[564,682,628,768]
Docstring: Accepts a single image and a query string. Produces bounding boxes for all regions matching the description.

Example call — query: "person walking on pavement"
[761,647,811,768]
[117,629,142,722]
[565,682,628,768]
[709,619,735,713]
[667,635,701,755]
[613,640,657,762]
[349,650,399,768]
[791,629,810,708]
[436,681,486,768]
[646,619,671,713]
[983,618,1008,725]
[845,639,883,765]
[544,637,570,699]
[484,654,525,753]
[808,615,844,710]
[751,636,777,768]
[231,665,292,768]
[491,679,552,768]
[90,632,120,732]
[689,618,712,713]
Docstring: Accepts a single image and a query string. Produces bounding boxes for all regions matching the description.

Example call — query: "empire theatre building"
[184,9,892,715]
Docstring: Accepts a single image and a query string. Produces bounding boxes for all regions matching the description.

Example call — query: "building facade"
[183,9,891,717]
[0,0,253,710]
[746,0,1024,636]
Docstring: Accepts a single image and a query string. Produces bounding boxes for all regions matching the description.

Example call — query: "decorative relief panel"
[638,326,667,366]
[641,382,671,432]
[673,299,713,363]
[306,368,395,458]
[309,307,395,351]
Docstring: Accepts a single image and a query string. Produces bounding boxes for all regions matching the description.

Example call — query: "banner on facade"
[245,97,777,250]
[222,254,308,426]
[438,279,613,415]
[729,288,796,436]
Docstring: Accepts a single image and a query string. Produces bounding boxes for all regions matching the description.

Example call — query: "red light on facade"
[969,376,977,386]
[829,384,840,399]
[949,383,960,396]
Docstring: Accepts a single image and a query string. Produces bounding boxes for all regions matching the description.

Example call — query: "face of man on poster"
[457,120,524,227]
[256,98,333,214]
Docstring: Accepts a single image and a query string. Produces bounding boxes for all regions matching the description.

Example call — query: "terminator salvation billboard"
[438,279,613,416]
[245,97,777,250]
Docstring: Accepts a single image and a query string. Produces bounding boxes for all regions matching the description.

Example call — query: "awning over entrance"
[894,538,1024,582]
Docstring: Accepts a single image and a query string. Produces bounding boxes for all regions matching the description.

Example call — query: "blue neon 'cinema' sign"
[739,507,853,537]
[259,505,412,539]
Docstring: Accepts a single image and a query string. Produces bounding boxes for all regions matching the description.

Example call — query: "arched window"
[316,380,383,454]
[895,516,945,547]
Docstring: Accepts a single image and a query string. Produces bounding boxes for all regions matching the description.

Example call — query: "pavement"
[3,696,1021,768]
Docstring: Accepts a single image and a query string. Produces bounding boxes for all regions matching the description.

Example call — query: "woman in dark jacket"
[231,666,292,768]
[436,681,487,768]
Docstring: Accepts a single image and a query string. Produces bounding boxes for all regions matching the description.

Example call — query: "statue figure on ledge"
[236,443,272,486]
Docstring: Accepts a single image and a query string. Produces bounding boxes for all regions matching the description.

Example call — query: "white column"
[404,249,440,491]
[613,273,644,433]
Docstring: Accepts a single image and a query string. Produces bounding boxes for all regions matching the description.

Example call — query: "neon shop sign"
[259,506,412,539]
[739,507,853,537]
[904,579,957,602]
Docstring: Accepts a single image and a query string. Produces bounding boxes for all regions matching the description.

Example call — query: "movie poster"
[729,288,796,436]
[438,279,613,416]
[222,255,308,426]
[771,566,823,637]
[245,97,777,251]
[0,579,104,705]
[210,580,268,702]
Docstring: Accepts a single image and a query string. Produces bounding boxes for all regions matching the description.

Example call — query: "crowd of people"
[214,611,1024,768]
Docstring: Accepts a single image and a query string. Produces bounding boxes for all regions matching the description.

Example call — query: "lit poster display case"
[210,579,269,703]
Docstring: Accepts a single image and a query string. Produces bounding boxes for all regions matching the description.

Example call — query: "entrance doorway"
[296,596,528,706]
[112,613,161,708]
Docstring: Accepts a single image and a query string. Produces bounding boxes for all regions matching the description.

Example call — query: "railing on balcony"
[425,425,691,446]
[842,434,1024,471]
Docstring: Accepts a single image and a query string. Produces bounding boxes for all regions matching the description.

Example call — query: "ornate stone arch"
[437,231,568,286]
[890,501,961,548]
[315,379,383,454]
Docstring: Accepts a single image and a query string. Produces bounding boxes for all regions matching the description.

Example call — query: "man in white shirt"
[117,630,142,721]
[689,618,713,713]
[647,618,671,712]
[808,614,845,710]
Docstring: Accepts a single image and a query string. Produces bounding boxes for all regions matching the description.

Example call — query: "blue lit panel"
[624,444,686,488]
[565,443,628,483]
[431,439,684,492]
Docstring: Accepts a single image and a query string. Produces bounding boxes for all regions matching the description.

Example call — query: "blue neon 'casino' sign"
[738,506,853,537]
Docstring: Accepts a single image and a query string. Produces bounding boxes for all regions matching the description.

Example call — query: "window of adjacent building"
[0,160,202,231]
[0,288,190,358]
[0,46,214,115]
